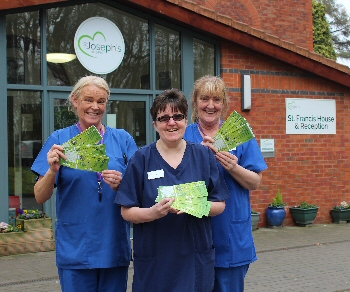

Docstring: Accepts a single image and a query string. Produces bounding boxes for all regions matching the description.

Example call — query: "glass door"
[8,90,43,219]
[50,91,152,147]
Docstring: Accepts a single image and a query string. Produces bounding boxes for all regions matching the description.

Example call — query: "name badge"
[148,169,164,180]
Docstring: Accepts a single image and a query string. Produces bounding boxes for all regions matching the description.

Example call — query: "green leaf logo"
[78,31,106,58]
[287,101,297,110]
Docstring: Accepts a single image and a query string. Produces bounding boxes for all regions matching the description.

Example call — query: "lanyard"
[198,120,223,137]
[77,122,105,201]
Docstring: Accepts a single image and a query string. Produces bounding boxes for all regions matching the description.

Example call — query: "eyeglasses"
[156,114,185,123]
[199,95,222,105]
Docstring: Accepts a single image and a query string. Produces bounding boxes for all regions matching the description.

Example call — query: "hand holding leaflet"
[156,181,212,218]
[213,111,255,151]
[60,125,109,172]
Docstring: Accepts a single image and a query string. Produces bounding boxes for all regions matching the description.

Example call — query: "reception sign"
[74,17,125,74]
[286,98,336,134]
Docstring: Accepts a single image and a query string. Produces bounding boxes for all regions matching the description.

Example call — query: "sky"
[333,0,350,66]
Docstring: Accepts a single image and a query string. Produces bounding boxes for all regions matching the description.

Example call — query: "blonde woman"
[32,76,138,292]
[185,75,268,292]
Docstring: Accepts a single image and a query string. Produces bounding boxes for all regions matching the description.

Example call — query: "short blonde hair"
[191,75,229,122]
[67,76,110,115]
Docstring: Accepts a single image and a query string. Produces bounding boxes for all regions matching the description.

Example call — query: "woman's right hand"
[47,144,66,174]
[121,198,176,224]
[151,198,176,219]
[201,135,219,154]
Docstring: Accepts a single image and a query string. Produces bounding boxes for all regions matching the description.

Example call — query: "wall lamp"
[46,53,76,63]
[242,74,252,111]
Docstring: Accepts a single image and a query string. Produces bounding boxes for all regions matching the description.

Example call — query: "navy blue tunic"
[115,142,230,292]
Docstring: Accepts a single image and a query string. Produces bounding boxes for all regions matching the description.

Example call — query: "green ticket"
[156,181,212,218]
[213,111,255,151]
[62,125,102,147]
[60,126,109,172]
[61,154,109,172]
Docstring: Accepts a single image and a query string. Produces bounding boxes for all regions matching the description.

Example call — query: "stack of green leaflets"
[60,125,109,172]
[156,181,212,218]
[213,111,255,151]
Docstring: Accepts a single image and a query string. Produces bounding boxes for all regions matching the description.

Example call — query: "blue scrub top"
[115,141,230,292]
[31,125,138,269]
[185,123,268,268]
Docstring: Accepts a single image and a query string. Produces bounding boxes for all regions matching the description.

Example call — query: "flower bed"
[16,209,52,231]
[0,213,55,256]
[0,222,21,233]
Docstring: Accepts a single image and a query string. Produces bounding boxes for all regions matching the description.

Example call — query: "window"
[155,24,181,90]
[7,11,41,85]
[194,38,215,81]
[47,3,150,88]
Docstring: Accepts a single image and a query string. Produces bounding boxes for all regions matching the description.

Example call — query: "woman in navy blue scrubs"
[185,75,268,292]
[31,76,138,292]
[115,88,230,292]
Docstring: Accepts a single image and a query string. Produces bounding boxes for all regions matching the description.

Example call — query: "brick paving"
[0,223,349,291]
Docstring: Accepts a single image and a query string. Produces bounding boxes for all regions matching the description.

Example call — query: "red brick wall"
[193,0,314,51]
[221,41,350,227]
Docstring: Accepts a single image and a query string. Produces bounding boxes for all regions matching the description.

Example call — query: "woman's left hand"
[216,151,238,171]
[101,170,123,191]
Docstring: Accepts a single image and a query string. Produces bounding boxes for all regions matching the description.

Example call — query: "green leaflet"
[156,181,212,218]
[60,126,109,172]
[62,125,103,147]
[213,111,255,151]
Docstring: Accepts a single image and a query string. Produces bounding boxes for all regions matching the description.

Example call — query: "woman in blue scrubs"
[184,75,268,292]
[31,76,138,292]
[115,88,230,292]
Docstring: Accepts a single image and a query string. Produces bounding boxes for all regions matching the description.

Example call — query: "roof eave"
[122,0,350,88]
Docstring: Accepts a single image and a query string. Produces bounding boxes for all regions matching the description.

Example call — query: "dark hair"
[150,88,188,121]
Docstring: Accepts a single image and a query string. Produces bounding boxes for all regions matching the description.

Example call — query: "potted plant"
[251,210,261,231]
[0,220,54,256]
[0,222,24,256]
[0,222,22,234]
[266,187,286,227]
[289,201,319,226]
[331,201,350,223]
[16,209,52,231]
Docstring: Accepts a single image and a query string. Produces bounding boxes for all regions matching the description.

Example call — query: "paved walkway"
[0,223,349,291]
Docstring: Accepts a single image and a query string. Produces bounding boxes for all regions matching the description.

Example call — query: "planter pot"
[0,221,55,256]
[289,207,319,226]
[251,212,261,231]
[0,231,25,244]
[331,209,350,223]
[16,218,52,231]
[266,206,286,227]
[0,229,55,256]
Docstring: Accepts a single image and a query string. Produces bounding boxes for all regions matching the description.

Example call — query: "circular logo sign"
[74,17,125,74]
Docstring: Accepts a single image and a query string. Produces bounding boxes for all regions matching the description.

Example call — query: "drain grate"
[257,239,350,253]
[0,276,59,287]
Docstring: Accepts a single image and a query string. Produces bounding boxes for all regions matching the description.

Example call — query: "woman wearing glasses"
[115,88,230,292]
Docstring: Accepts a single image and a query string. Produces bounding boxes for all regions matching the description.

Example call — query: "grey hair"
[67,76,110,115]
